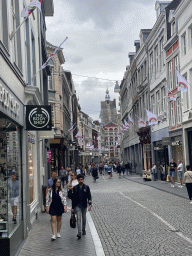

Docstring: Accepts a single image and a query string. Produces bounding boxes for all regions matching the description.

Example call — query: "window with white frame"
[1,1,9,51]
[155,45,158,76]
[183,73,189,110]
[156,90,160,115]
[182,32,186,55]
[174,55,179,88]
[145,91,148,112]
[143,94,145,119]
[168,61,173,90]
[151,95,155,113]
[170,101,175,126]
[160,38,164,70]
[176,98,181,124]
[150,52,153,79]
[141,66,143,83]
[189,26,192,49]
[171,21,176,36]
[161,86,166,112]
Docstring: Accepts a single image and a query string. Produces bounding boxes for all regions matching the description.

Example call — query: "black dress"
[49,190,64,216]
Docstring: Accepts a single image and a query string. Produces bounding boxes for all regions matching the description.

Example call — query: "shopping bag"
[110,172,113,178]
[70,212,76,228]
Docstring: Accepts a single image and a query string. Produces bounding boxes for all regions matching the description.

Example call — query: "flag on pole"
[161,82,176,101]
[124,119,130,129]
[42,37,68,69]
[21,0,43,17]
[85,143,90,149]
[119,126,124,135]
[116,141,120,147]
[145,109,158,126]
[135,115,146,127]
[75,131,81,138]
[117,133,121,141]
[128,114,134,125]
[176,69,189,92]
[68,123,76,132]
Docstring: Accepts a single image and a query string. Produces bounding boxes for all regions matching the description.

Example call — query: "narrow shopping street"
[18,172,192,256]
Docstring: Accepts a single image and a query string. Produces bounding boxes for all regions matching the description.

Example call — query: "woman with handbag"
[184,165,192,204]
[46,177,67,241]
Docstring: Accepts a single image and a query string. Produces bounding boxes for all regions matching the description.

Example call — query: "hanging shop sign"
[47,150,52,162]
[26,105,52,130]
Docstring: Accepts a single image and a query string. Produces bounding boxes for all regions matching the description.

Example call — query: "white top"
[76,169,81,175]
[72,179,78,187]
[184,171,192,183]
[178,163,183,172]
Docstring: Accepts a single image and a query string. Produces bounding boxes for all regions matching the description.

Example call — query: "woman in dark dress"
[92,163,98,182]
[46,178,67,240]
[116,162,122,178]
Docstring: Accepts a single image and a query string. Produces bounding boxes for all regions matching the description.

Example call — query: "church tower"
[100,88,117,125]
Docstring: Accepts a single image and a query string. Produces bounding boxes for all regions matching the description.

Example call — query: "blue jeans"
[75,206,87,235]
[125,169,128,175]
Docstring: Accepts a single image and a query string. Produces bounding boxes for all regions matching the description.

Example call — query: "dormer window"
[171,21,176,36]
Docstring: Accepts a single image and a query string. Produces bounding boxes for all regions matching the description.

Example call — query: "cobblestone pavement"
[18,198,97,256]
[87,172,192,256]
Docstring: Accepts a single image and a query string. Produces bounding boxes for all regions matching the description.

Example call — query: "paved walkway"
[18,198,100,256]
[123,174,189,200]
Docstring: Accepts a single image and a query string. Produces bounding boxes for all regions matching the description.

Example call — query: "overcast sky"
[45,0,157,121]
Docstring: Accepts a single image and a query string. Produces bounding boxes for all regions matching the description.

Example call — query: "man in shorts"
[168,158,177,187]
[8,171,19,224]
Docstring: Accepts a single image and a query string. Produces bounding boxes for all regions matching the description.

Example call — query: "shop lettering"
[0,84,20,116]
[32,114,46,125]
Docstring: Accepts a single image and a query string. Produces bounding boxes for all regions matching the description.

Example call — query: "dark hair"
[77,174,84,180]
[186,165,191,171]
[52,177,62,191]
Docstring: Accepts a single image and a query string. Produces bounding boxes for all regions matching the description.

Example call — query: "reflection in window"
[28,133,35,204]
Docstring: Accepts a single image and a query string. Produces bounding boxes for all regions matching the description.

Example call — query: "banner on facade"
[47,150,51,162]
[26,105,52,130]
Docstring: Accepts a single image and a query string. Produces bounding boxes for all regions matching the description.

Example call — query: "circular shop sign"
[28,107,50,129]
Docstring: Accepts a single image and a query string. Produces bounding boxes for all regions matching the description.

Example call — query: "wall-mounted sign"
[26,105,52,130]
[47,150,51,162]
[162,137,171,145]
[172,141,181,146]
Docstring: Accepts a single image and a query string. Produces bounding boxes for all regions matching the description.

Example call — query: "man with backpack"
[70,174,92,239]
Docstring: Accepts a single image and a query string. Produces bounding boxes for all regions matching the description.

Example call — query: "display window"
[28,133,36,204]
[0,114,22,239]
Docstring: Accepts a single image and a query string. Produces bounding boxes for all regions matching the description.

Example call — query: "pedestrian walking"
[104,163,108,175]
[46,170,57,196]
[70,174,92,239]
[121,162,125,176]
[184,165,192,203]
[151,163,157,181]
[177,160,183,188]
[46,178,67,240]
[128,161,132,175]
[99,162,103,175]
[125,162,129,176]
[8,171,19,224]
[59,166,66,187]
[116,162,121,178]
[76,166,81,175]
[92,163,98,182]
[68,172,78,190]
[159,163,165,181]
[107,163,113,178]
[85,163,89,175]
[168,159,177,187]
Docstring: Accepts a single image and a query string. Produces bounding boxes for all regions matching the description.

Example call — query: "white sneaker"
[180,186,183,188]
[56,233,61,238]
[172,185,175,187]
[178,185,181,187]
[190,201,192,204]
[51,235,56,240]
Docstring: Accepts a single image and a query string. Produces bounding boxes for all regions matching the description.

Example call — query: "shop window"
[0,115,21,239]
[28,133,35,204]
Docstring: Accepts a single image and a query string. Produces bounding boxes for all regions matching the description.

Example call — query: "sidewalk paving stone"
[18,198,97,256]
[123,174,189,200]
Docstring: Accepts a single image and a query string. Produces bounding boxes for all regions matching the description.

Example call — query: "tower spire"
[105,87,110,101]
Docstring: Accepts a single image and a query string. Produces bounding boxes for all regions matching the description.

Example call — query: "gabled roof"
[105,122,118,128]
